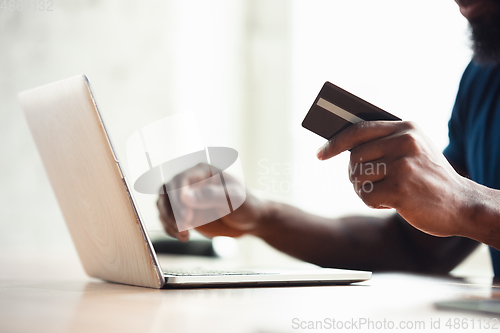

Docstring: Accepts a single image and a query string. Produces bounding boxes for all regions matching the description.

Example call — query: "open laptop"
[18,75,371,289]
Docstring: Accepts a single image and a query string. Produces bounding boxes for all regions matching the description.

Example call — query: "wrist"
[458,179,500,247]
[248,199,281,239]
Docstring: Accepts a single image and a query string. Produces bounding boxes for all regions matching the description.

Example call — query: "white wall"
[0,0,247,249]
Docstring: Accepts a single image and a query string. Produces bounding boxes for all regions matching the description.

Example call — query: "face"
[455,0,500,64]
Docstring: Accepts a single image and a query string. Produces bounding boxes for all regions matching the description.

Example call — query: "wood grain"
[19,75,163,288]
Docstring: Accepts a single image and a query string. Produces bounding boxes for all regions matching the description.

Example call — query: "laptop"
[18,75,371,289]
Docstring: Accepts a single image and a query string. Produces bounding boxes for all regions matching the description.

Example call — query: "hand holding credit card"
[302,82,401,140]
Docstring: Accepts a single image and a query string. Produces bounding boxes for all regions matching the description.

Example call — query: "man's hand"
[157,163,268,242]
[316,121,473,238]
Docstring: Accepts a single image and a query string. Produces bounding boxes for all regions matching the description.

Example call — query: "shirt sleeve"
[443,104,466,172]
[442,63,471,174]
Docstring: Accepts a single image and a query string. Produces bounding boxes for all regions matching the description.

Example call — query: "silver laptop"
[18,75,371,288]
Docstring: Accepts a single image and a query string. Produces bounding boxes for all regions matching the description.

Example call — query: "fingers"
[157,165,229,240]
[180,181,231,210]
[158,163,215,237]
[348,159,387,184]
[157,163,248,240]
[157,194,190,242]
[317,120,414,161]
[352,176,400,209]
[349,154,415,210]
[347,133,407,184]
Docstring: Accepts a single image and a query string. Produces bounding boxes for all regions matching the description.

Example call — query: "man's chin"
[459,0,498,21]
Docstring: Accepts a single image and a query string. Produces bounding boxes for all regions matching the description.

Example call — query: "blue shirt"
[443,61,500,276]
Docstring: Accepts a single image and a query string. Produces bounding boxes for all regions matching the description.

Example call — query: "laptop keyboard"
[163,269,267,276]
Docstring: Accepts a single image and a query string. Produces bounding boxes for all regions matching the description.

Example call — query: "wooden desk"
[1,249,499,333]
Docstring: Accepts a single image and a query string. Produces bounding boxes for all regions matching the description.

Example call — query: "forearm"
[251,201,478,273]
[460,180,500,250]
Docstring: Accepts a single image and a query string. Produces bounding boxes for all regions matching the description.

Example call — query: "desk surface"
[1,249,499,333]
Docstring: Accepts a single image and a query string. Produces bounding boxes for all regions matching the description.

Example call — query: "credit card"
[302,82,401,139]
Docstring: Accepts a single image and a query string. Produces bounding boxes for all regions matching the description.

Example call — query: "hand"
[157,163,267,242]
[316,121,472,237]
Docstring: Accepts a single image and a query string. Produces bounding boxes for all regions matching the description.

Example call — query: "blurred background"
[0,0,490,274]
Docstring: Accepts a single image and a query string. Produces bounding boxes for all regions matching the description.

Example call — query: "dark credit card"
[302,81,401,140]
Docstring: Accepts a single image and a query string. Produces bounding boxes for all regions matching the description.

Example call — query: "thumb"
[180,183,229,209]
